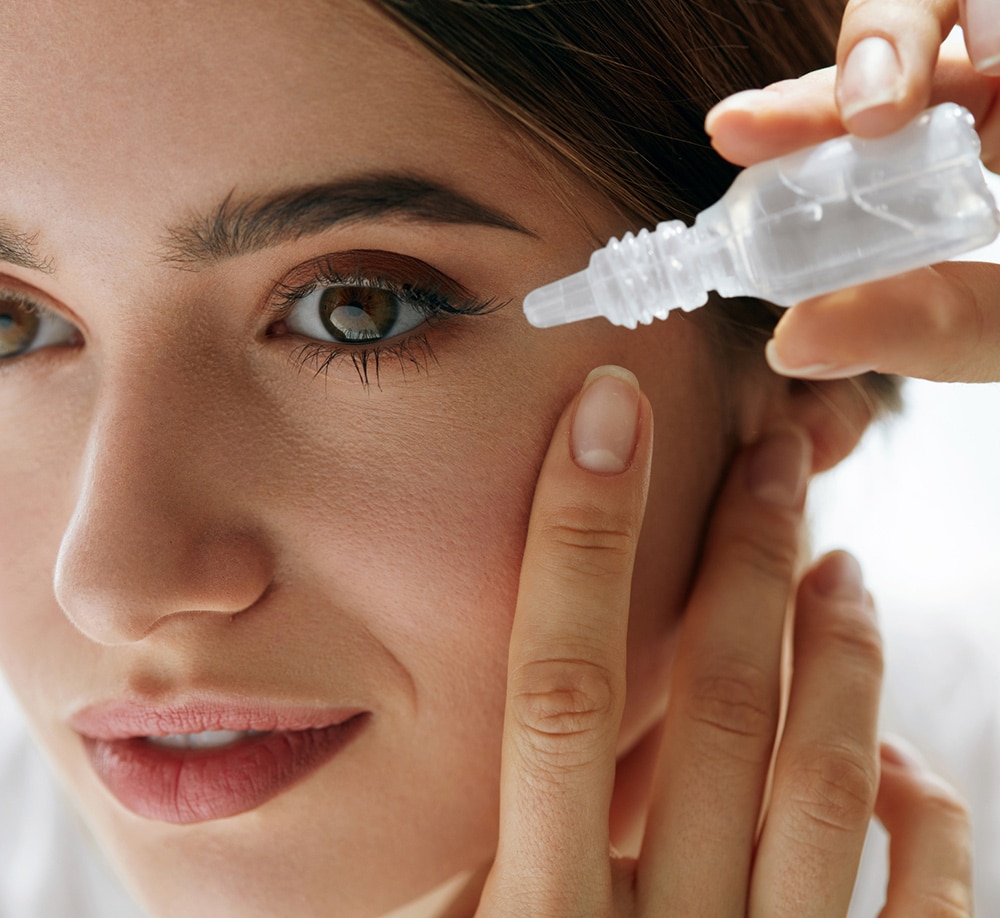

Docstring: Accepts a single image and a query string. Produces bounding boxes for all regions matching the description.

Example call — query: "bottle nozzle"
[523,220,704,329]
[522,106,999,330]
[523,269,600,328]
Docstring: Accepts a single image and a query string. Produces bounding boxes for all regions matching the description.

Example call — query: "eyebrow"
[159,173,533,267]
[0,222,53,273]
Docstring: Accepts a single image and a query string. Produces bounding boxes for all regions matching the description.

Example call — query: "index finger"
[837,0,1000,133]
[705,50,1000,169]
[479,366,652,916]
[834,0,958,136]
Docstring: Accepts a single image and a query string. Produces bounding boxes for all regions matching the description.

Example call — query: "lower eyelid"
[289,333,439,388]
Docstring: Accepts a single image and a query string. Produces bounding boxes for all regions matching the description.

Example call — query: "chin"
[67,750,499,918]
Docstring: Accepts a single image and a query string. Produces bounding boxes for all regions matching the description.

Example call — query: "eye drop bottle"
[523,103,1000,329]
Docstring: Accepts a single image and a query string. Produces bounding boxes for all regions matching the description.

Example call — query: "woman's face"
[0,2,752,914]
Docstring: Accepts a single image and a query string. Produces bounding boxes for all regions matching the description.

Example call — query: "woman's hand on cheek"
[703,1,1000,383]
[474,369,973,916]
[479,364,651,915]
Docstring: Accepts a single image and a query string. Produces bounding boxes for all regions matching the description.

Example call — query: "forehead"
[0,0,552,253]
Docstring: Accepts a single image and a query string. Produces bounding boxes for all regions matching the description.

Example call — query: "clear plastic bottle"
[523,103,1000,329]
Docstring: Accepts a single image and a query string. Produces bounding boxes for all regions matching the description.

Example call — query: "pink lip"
[71,699,369,824]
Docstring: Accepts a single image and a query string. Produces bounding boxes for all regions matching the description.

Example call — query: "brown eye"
[0,296,41,358]
[0,293,78,361]
[318,286,400,342]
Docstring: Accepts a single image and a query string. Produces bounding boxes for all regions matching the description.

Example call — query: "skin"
[0,0,975,916]
[0,1,759,914]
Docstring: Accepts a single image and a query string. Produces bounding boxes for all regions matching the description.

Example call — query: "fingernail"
[813,550,864,600]
[973,51,1000,75]
[704,89,776,133]
[571,366,641,474]
[881,733,927,769]
[765,339,839,377]
[765,340,872,380]
[745,428,810,509]
[966,0,1000,74]
[837,36,905,122]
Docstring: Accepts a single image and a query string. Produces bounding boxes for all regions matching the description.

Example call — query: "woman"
[0,0,990,914]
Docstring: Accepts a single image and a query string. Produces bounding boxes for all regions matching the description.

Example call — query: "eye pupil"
[319,286,399,343]
[0,299,40,357]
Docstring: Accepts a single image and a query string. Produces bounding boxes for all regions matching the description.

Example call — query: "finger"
[877,738,974,917]
[480,366,652,917]
[835,0,957,136]
[636,427,812,913]
[928,51,1000,172]
[963,0,1000,76]
[765,262,1000,383]
[706,54,1000,168]
[704,69,845,166]
[750,552,882,918]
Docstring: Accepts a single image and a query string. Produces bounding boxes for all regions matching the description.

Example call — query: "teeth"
[146,729,267,749]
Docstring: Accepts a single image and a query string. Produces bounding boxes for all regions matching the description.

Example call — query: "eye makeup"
[266,249,505,388]
[0,248,507,387]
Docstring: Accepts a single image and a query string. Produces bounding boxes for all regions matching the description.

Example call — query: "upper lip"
[69,695,368,740]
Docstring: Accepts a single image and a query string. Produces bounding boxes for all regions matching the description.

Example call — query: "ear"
[739,375,876,474]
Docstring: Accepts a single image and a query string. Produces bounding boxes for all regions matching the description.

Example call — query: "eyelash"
[0,254,503,387]
[0,290,80,372]
[267,255,504,388]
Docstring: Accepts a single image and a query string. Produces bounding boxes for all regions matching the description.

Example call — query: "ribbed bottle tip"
[523,269,600,328]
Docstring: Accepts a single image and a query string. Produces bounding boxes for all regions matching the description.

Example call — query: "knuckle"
[538,504,637,580]
[725,528,800,588]
[915,887,974,918]
[821,612,884,678]
[509,657,620,774]
[783,743,879,839]
[842,0,938,37]
[925,274,989,380]
[686,662,778,747]
[916,776,973,831]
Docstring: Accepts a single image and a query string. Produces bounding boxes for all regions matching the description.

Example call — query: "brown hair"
[368,0,901,411]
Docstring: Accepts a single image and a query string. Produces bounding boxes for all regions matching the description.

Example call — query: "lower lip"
[82,714,369,824]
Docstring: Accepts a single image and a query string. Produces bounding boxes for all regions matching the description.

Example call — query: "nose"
[54,359,273,645]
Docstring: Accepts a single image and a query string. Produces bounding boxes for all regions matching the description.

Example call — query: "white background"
[812,170,1000,913]
[811,170,1000,651]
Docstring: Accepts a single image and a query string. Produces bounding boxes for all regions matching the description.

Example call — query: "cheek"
[602,320,735,746]
[284,397,549,699]
[276,329,582,658]
[0,367,93,717]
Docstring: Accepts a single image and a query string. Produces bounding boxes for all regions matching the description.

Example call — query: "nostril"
[53,518,273,646]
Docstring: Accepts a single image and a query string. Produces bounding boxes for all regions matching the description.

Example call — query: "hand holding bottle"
[525,104,997,331]
[705,0,1000,383]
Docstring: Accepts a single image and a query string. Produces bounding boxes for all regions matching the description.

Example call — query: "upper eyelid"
[4,250,502,353]
[268,266,384,315]
[266,249,477,312]
[0,276,85,330]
